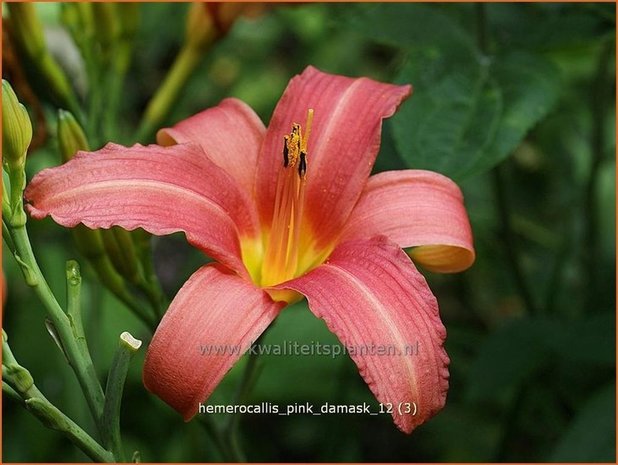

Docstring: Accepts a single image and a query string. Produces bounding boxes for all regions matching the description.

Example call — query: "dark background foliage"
[3,2,616,462]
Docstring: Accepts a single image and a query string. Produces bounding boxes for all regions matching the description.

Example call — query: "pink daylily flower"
[25,66,474,433]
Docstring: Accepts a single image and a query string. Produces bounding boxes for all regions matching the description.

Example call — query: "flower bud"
[2,80,32,168]
[117,3,140,40]
[71,224,137,307]
[6,4,46,60]
[102,226,144,285]
[92,3,120,47]
[61,3,96,57]
[7,3,81,116]
[185,3,217,52]
[57,110,89,162]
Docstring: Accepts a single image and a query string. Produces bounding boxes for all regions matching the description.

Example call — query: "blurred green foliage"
[3,2,615,462]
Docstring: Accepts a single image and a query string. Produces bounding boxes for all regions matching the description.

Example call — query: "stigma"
[261,109,313,286]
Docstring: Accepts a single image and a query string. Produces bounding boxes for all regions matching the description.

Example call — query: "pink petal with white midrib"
[255,66,411,248]
[341,170,475,273]
[158,98,266,196]
[25,142,260,277]
[278,236,449,433]
[143,265,283,420]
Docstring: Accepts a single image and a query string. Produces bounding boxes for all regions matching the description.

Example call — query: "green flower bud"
[7,4,81,117]
[71,224,135,306]
[61,3,96,58]
[57,110,89,162]
[92,3,120,47]
[185,3,217,52]
[3,167,12,219]
[6,4,46,60]
[102,226,143,285]
[117,3,140,40]
[2,80,32,168]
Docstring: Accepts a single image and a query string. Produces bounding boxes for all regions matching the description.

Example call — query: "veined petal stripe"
[45,179,232,222]
[318,260,419,401]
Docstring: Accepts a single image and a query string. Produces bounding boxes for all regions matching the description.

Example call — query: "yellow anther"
[301,109,313,154]
[262,108,315,287]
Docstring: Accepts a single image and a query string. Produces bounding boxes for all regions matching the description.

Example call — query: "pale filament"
[261,109,314,286]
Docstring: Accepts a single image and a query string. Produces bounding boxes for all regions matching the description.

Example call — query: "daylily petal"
[255,66,411,249]
[340,170,475,273]
[25,142,260,277]
[143,264,282,420]
[277,236,449,433]
[157,98,266,195]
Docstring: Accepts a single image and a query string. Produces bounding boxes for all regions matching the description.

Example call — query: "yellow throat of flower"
[260,109,314,288]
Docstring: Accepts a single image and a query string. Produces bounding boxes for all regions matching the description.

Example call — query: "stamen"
[298,151,307,178]
[261,109,314,286]
[301,109,313,153]
[283,136,290,167]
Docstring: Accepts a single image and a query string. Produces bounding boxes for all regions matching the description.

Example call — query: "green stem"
[101,332,142,461]
[136,45,202,142]
[194,335,270,463]
[85,41,105,147]
[3,219,16,253]
[25,396,113,462]
[222,339,264,462]
[477,3,538,315]
[66,261,84,330]
[197,416,243,462]
[3,378,23,403]
[103,44,133,141]
[583,39,612,312]
[495,383,527,461]
[8,221,106,431]
[492,164,539,315]
[3,334,114,463]
[544,233,572,314]
[134,230,168,319]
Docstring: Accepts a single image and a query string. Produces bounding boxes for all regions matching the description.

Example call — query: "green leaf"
[488,4,615,51]
[392,51,561,179]
[466,314,614,406]
[344,3,476,57]
[549,384,615,462]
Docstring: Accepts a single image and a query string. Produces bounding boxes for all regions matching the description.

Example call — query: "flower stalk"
[3,92,105,434]
[136,46,203,142]
[3,330,114,463]
[103,3,140,141]
[102,331,143,461]
[3,79,32,228]
[7,221,106,426]
[136,3,234,141]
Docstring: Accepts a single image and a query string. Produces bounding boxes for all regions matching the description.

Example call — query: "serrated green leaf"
[393,51,561,179]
